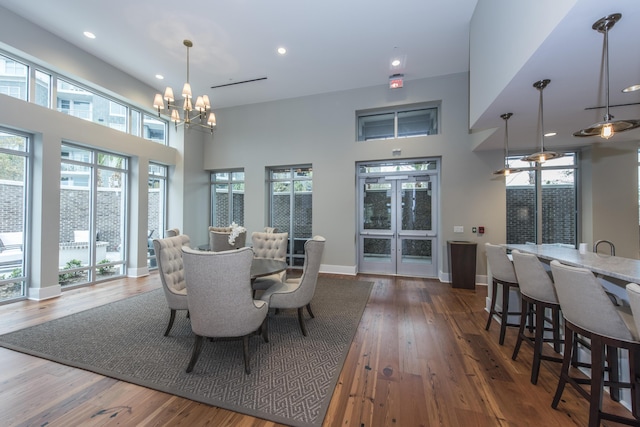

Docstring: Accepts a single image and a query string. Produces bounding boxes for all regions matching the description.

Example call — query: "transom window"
[357,103,439,141]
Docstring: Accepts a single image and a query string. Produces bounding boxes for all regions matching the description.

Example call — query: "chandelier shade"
[493,112,523,176]
[153,40,217,133]
[521,79,562,163]
[573,13,640,139]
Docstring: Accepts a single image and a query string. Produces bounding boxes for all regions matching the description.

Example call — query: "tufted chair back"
[209,226,232,233]
[152,234,191,336]
[153,234,191,298]
[251,231,288,261]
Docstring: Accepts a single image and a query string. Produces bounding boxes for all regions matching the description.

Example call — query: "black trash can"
[447,241,477,290]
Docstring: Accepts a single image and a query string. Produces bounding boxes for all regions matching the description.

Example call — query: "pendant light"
[573,13,640,139]
[493,113,522,175]
[521,79,562,163]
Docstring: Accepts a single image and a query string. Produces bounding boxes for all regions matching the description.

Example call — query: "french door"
[357,160,439,277]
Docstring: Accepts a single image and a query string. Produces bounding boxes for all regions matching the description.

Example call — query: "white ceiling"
[1,0,640,153]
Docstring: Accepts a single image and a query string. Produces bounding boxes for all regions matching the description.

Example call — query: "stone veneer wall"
[1,182,126,252]
[506,185,576,245]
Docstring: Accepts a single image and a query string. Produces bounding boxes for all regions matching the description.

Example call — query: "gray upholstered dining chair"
[251,231,288,292]
[260,236,325,336]
[264,227,278,233]
[165,228,180,237]
[152,234,191,336]
[182,246,269,375]
[551,260,640,427]
[485,243,521,345]
[510,250,562,384]
[208,226,246,252]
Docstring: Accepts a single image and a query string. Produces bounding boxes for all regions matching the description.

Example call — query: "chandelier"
[153,40,217,133]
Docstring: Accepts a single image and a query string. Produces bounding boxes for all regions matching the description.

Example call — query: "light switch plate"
[454,226,464,233]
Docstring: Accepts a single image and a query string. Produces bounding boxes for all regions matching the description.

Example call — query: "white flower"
[228,222,246,245]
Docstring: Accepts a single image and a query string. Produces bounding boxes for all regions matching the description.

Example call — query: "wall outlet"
[454,226,464,233]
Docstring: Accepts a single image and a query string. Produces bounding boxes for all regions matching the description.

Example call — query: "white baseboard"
[28,284,61,301]
[127,267,150,278]
[319,264,357,276]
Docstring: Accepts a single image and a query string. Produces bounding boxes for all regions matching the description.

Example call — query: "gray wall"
[206,72,505,278]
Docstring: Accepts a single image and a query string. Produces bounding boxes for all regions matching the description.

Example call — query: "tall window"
[269,166,312,268]
[0,129,29,303]
[211,170,244,227]
[59,144,128,288]
[357,103,439,141]
[148,163,168,269]
[506,153,577,246]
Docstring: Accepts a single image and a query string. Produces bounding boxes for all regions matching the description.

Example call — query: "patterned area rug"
[0,277,372,427]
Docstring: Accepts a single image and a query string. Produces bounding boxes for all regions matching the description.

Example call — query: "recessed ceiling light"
[277,47,287,55]
[155,74,164,80]
[83,31,96,39]
[623,84,640,93]
[391,59,401,67]
[544,132,557,137]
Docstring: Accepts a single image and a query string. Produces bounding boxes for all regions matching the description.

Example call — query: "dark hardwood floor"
[0,273,633,426]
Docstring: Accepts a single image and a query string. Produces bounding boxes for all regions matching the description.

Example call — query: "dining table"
[250,258,287,280]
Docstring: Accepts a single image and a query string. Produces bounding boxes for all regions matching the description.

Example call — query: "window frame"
[356,102,440,142]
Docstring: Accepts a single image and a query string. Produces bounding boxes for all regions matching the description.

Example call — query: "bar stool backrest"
[485,243,517,283]
[550,260,633,342]
[512,250,558,304]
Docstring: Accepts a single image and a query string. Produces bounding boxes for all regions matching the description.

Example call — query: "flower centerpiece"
[228,222,246,245]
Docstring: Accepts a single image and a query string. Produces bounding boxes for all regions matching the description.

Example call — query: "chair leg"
[297,307,308,337]
[164,309,176,336]
[186,334,204,373]
[589,337,605,427]
[499,281,511,345]
[607,345,620,402]
[531,302,545,385]
[261,317,269,343]
[485,279,499,331]
[511,298,528,361]
[243,335,251,374]
[552,324,574,409]
[306,303,315,318]
[552,306,561,353]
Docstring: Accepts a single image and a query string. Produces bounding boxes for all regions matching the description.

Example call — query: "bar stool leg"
[552,324,573,409]
[552,306,561,353]
[499,279,510,345]
[607,345,620,402]
[485,279,499,331]
[531,301,545,385]
[589,337,605,427]
[511,298,528,361]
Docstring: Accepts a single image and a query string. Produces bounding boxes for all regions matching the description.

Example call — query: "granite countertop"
[504,244,640,284]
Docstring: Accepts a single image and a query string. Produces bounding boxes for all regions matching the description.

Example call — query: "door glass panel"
[363,182,392,230]
[401,239,432,265]
[363,238,392,263]
[401,181,431,231]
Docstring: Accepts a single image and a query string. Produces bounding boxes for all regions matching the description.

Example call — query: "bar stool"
[550,260,640,427]
[510,250,562,384]
[485,243,521,345]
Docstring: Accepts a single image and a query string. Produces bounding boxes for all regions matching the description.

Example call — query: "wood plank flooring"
[0,273,634,426]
